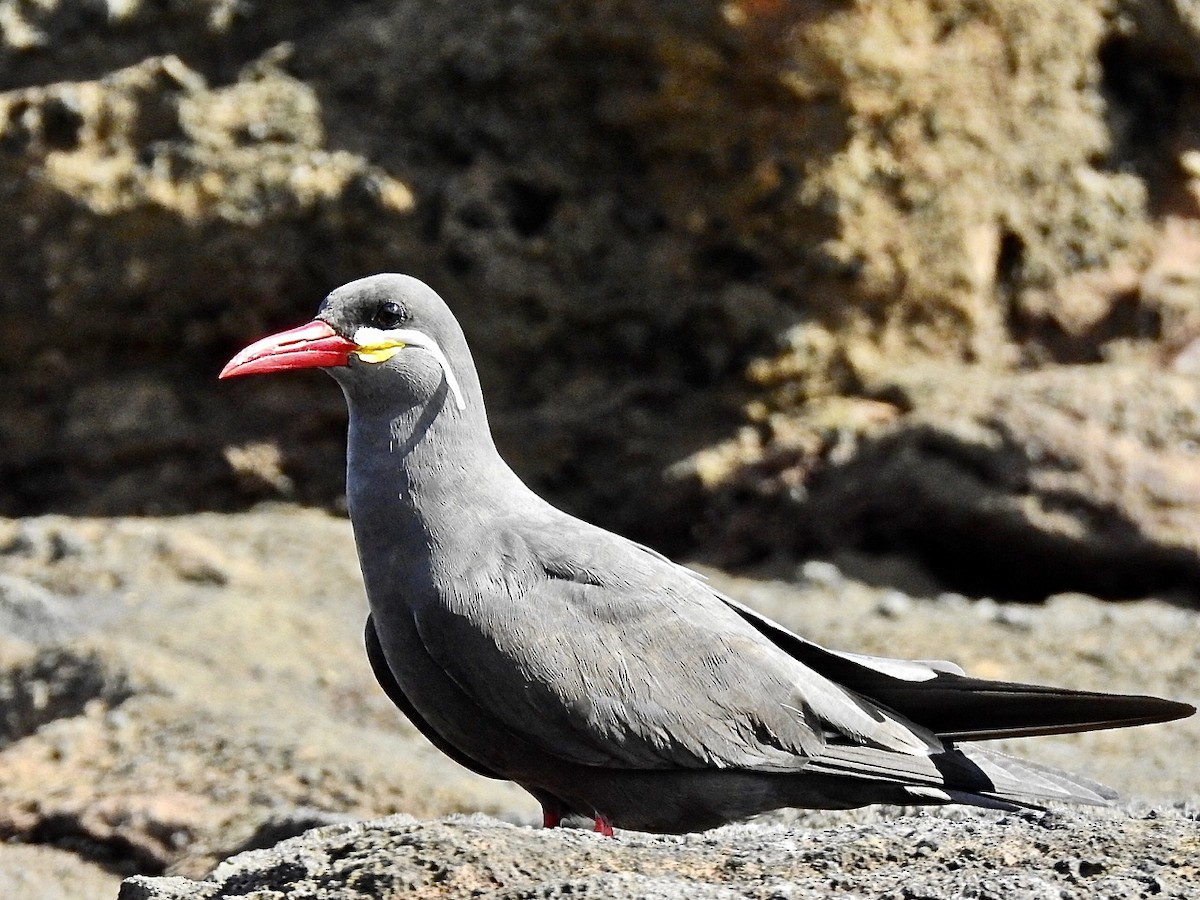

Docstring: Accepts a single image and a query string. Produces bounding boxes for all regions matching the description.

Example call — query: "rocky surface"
[0,510,1194,898]
[0,842,121,900]
[119,807,1200,900]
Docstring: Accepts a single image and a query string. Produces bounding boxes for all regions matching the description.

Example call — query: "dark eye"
[374,301,404,328]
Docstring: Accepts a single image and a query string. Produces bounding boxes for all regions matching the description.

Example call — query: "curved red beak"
[219,320,357,379]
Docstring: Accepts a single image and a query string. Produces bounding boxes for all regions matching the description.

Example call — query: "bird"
[221,273,1195,836]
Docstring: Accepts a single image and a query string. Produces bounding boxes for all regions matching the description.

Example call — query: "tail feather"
[908,787,1039,812]
[808,742,1117,809]
[959,746,1116,806]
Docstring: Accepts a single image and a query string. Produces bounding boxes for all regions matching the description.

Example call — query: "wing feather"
[413,516,942,773]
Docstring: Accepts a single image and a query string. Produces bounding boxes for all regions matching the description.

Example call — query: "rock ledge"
[120,807,1200,899]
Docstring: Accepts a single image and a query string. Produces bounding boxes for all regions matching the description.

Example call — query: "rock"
[118,808,1200,899]
[0,645,138,746]
[1,0,1199,567]
[677,361,1200,601]
[0,574,77,643]
[0,842,121,900]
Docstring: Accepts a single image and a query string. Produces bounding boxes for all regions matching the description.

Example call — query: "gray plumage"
[224,273,1195,834]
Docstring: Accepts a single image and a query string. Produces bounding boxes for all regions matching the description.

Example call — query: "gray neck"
[342,385,524,603]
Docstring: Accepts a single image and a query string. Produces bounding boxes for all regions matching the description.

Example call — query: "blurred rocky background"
[1,0,1198,897]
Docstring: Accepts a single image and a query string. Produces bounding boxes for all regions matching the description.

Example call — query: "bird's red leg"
[593,813,615,838]
[536,793,565,829]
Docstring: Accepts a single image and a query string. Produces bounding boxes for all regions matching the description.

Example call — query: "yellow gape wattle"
[354,343,406,364]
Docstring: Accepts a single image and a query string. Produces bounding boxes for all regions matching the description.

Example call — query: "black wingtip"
[1148,697,1198,725]
[867,679,1196,742]
[939,702,1195,741]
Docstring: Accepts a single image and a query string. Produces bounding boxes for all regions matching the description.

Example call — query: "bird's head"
[220,274,469,414]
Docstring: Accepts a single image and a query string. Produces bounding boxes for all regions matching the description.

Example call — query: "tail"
[933,746,1117,809]
[807,742,1118,811]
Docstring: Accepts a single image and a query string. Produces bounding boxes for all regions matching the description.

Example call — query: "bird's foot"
[593,813,614,838]
[542,808,562,829]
